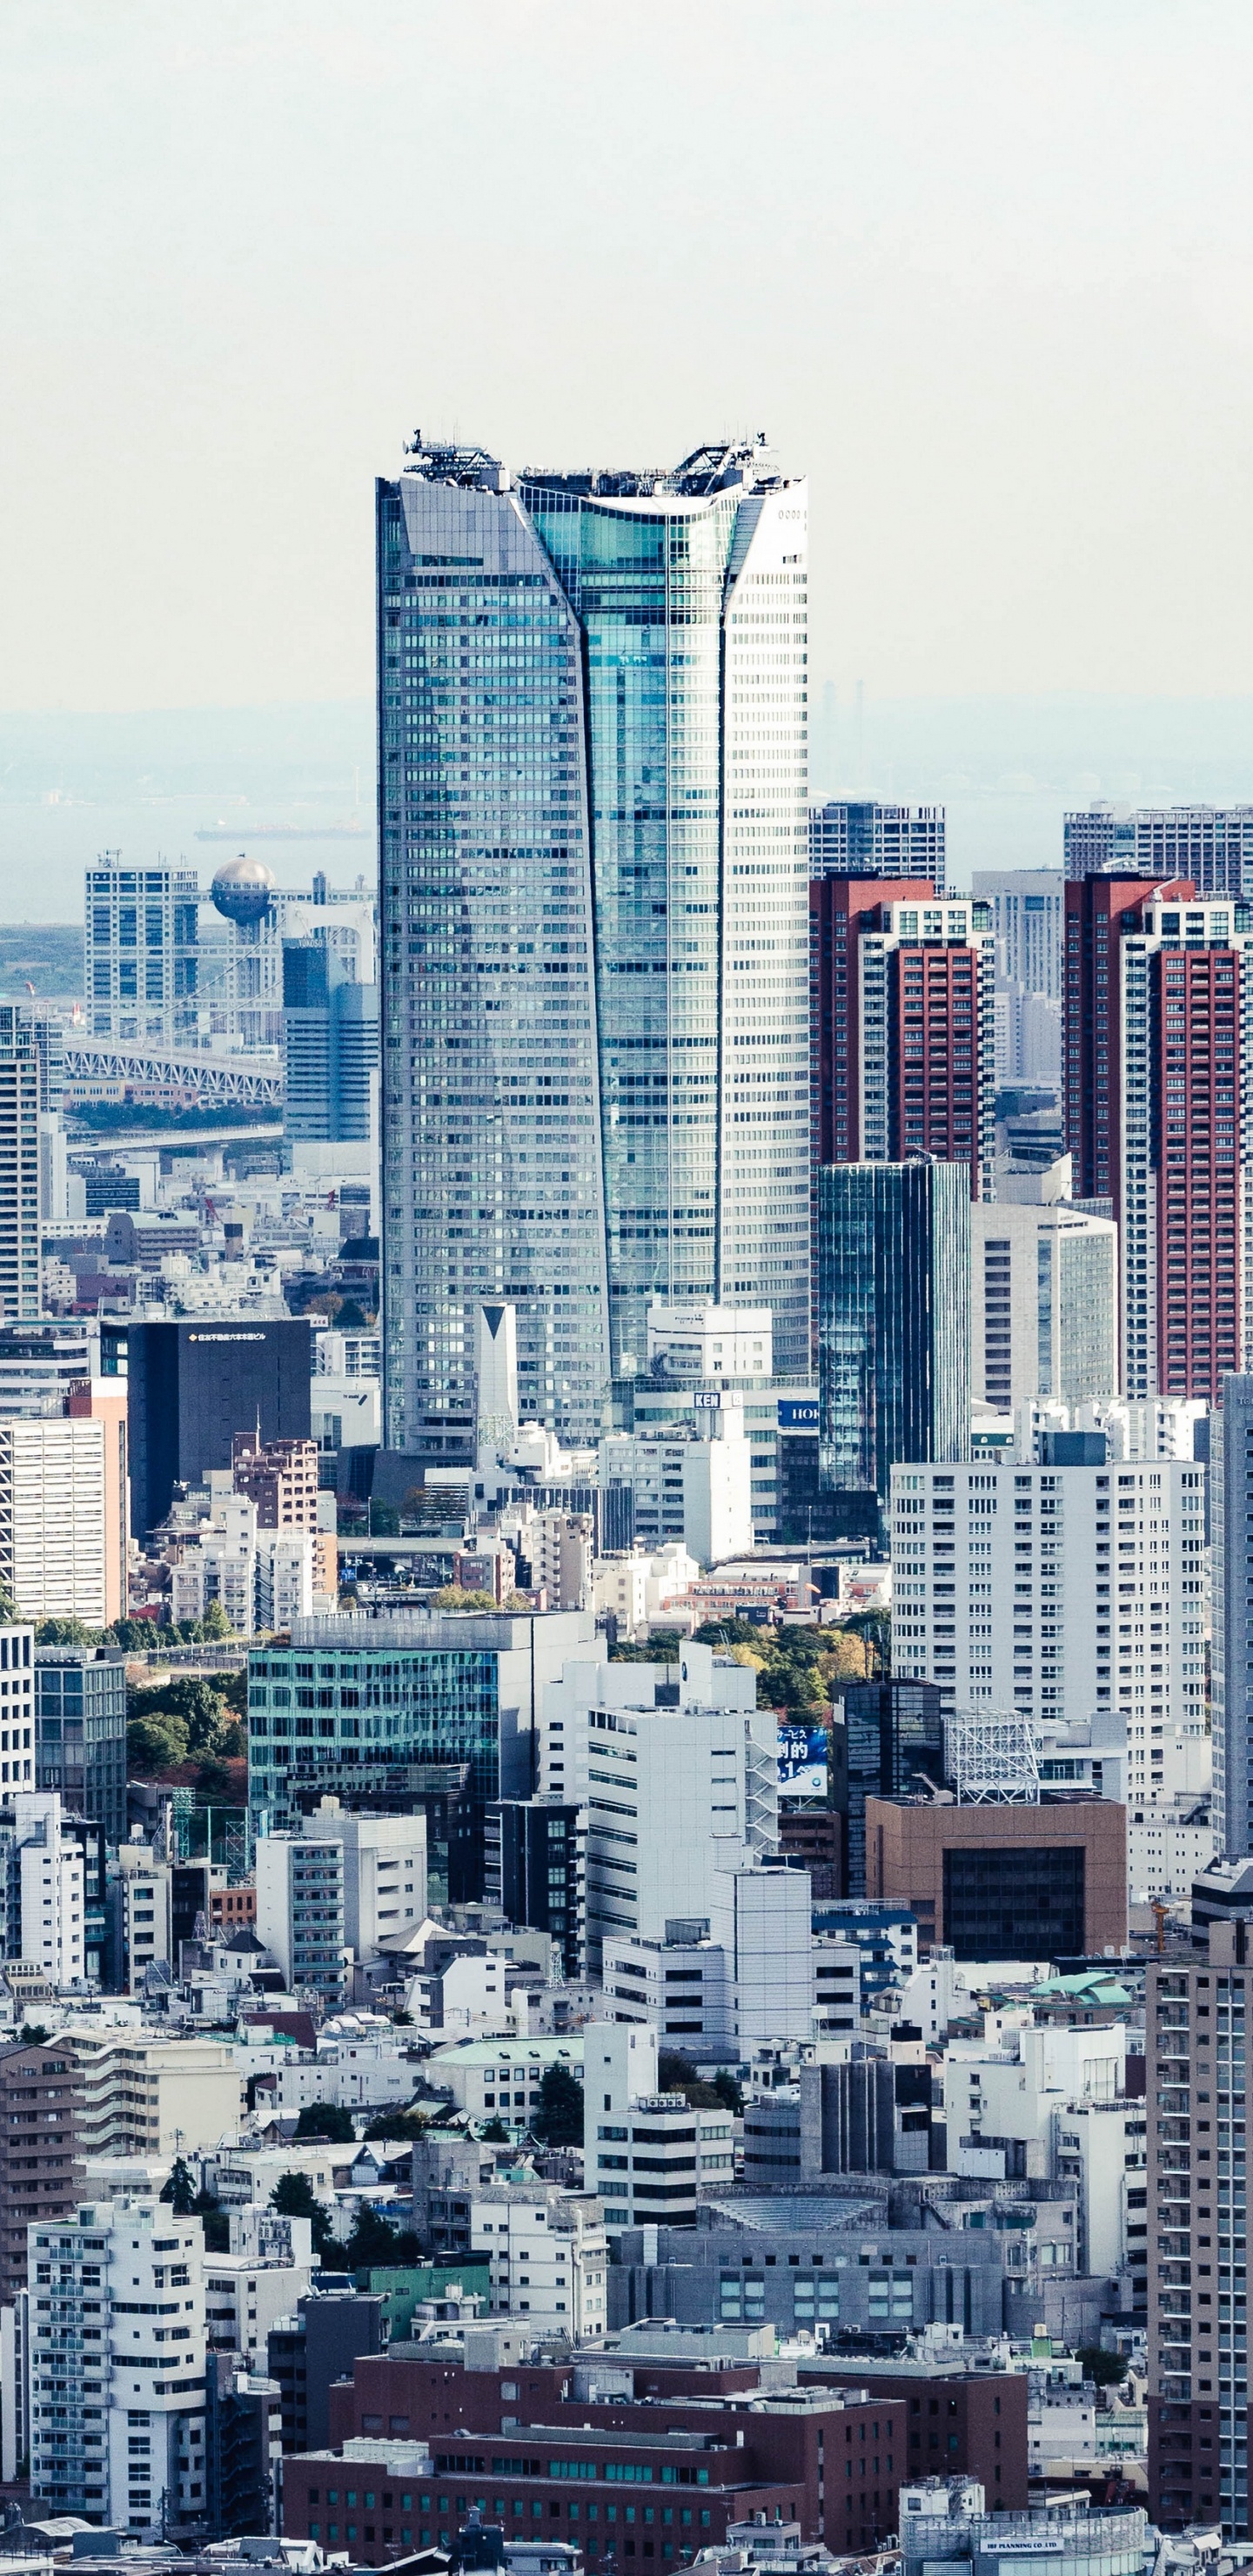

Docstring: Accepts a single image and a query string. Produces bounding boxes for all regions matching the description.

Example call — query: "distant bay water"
[3,693,1253,925]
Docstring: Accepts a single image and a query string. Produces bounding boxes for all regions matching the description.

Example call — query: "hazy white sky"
[4,0,1253,713]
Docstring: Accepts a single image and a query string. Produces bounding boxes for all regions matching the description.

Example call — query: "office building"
[84,857,200,1045]
[127,1317,312,1539]
[486,1797,586,1977]
[231,1430,336,1596]
[1147,1922,1251,2537]
[378,433,811,1462]
[0,1009,40,1321]
[1210,1373,1253,1859]
[837,1679,945,1896]
[1066,801,1253,895]
[539,1642,778,1968]
[265,2287,385,2455]
[613,1301,815,1546]
[298,1795,427,1957]
[255,1831,348,2002]
[972,1194,1119,1413]
[866,1793,1127,1961]
[972,870,1064,1002]
[0,1419,109,1627]
[707,1857,814,2047]
[28,2194,207,2532]
[809,882,995,1192]
[0,1320,100,1418]
[810,799,946,887]
[282,925,379,1145]
[1064,876,1253,1400]
[246,1607,595,1862]
[818,1159,970,1535]
[0,2038,82,2301]
[599,1399,754,1570]
[890,1458,1208,1804]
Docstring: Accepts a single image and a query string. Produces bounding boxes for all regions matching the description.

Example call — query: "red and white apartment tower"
[1064,875,1253,1402]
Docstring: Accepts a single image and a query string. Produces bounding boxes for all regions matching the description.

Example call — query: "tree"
[198,1601,237,1641]
[531,2065,584,2146]
[36,1617,102,1647]
[161,2157,198,2213]
[193,2188,230,2252]
[345,2204,417,2270]
[657,2050,725,2110]
[430,1585,498,1613]
[294,2101,358,2144]
[363,2103,430,2142]
[270,2170,335,2257]
[709,2069,743,2116]
[337,1298,369,1331]
[19,2023,49,2049]
[127,1710,191,1774]
[479,2118,511,2144]
[1077,2346,1129,2387]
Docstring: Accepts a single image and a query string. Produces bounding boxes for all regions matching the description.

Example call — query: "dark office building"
[266,2289,385,2455]
[486,1798,585,1976]
[837,1680,946,1896]
[127,1318,312,1538]
[204,2351,281,2539]
[35,1650,128,1848]
[817,1159,969,1540]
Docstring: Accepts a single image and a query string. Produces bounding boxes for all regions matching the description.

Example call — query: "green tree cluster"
[430,1585,498,1613]
[127,1673,245,1776]
[657,2052,744,2116]
[294,2102,358,2144]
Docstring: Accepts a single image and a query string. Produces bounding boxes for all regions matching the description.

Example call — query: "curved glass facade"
[379,440,810,1452]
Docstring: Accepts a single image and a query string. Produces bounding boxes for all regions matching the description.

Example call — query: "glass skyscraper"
[377,435,810,1455]
[817,1157,970,1532]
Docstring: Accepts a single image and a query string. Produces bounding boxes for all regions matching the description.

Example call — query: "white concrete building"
[111,1847,175,1993]
[255,1832,348,2003]
[204,2212,313,2367]
[11,1793,83,1988]
[599,1407,754,1571]
[170,1493,319,1638]
[300,1799,426,1958]
[425,2036,582,2124]
[890,1457,1208,1815]
[582,2021,734,2237]
[708,1862,814,2049]
[1053,2096,1148,2279]
[540,1643,777,1969]
[972,1197,1119,1414]
[646,1303,773,1383]
[0,1420,108,1628]
[64,2029,244,2158]
[28,2194,207,2536]
[601,1934,731,2046]
[591,1546,700,1640]
[469,2183,606,2338]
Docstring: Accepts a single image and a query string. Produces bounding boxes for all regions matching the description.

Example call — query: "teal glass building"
[817,1158,970,1533]
[377,436,810,1456]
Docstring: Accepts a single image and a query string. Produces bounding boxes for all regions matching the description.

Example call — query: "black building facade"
[836,1679,945,1896]
[128,1318,312,1538]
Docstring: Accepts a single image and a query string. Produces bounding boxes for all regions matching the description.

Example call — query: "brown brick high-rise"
[0,2039,82,2298]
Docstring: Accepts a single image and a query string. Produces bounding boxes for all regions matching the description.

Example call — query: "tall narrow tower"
[378,435,810,1457]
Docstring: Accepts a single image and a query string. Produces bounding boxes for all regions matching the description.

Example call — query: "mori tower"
[378,436,810,1453]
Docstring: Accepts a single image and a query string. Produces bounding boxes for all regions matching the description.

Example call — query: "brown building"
[780,1808,842,1898]
[864,1794,1127,1962]
[231,1432,336,1594]
[291,2345,906,2566]
[0,2039,82,2298]
[801,2358,1029,2509]
[1148,1921,1253,2539]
